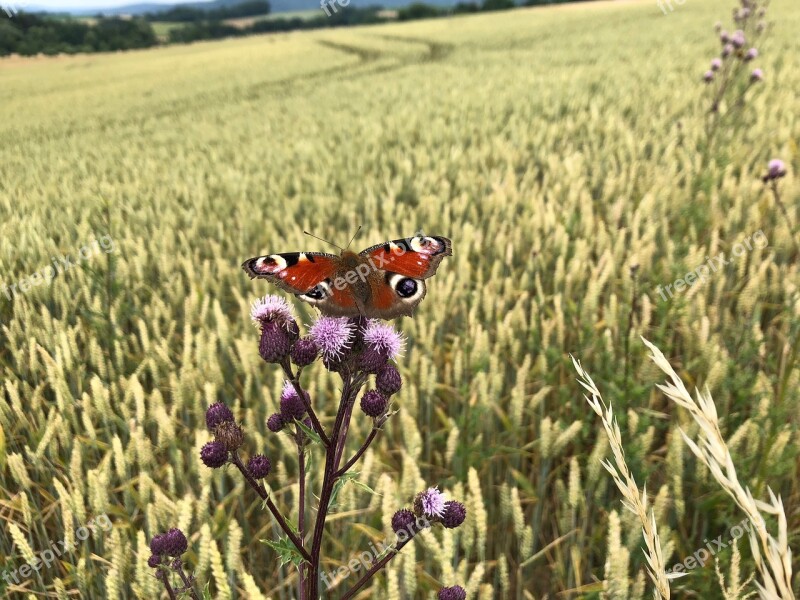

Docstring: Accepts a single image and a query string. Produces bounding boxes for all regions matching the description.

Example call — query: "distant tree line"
[0,12,156,55]
[0,0,588,57]
[142,1,271,23]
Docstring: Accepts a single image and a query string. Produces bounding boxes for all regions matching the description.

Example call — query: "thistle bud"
[200,441,228,468]
[215,422,244,452]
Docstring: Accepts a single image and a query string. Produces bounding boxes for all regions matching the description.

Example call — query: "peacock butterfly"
[242,234,452,319]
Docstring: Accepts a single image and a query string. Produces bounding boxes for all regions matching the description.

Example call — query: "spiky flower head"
[247,454,271,479]
[751,68,763,82]
[280,381,308,421]
[703,70,715,83]
[267,412,285,433]
[200,441,228,468]
[290,337,319,366]
[764,159,787,182]
[376,364,402,396]
[359,346,389,374]
[744,47,758,61]
[438,586,466,600]
[163,529,188,557]
[205,402,234,431]
[441,501,467,529]
[414,486,446,518]
[151,528,188,558]
[309,316,355,361]
[250,295,295,328]
[391,508,416,534]
[719,30,730,43]
[710,58,722,71]
[722,43,734,57]
[215,421,244,452]
[364,320,405,360]
[731,29,746,48]
[252,295,298,363]
[360,390,388,418]
[147,555,161,568]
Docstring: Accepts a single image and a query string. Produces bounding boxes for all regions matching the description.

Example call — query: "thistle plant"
[150,295,467,598]
[147,529,200,600]
[761,158,798,255]
[703,0,770,144]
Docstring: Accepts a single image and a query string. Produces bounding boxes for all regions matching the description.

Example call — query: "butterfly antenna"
[344,225,362,252]
[304,231,343,252]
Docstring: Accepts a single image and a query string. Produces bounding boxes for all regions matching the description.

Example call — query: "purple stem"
[339,533,419,600]
[298,425,307,599]
[230,453,312,563]
[281,358,331,447]
[336,427,379,477]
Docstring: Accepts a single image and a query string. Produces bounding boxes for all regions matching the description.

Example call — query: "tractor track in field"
[1,35,455,148]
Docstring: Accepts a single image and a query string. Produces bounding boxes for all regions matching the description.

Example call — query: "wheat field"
[1,0,799,598]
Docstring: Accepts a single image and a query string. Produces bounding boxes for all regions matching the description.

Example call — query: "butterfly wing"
[242,252,339,294]
[358,235,452,319]
[242,251,363,316]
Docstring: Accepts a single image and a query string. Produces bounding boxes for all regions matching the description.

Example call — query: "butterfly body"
[242,235,452,319]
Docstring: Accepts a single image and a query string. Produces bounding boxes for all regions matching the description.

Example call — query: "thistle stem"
[339,534,418,600]
[336,427,379,477]
[298,427,307,599]
[231,453,312,563]
[157,570,178,600]
[281,357,331,447]
[306,369,365,600]
[175,564,200,600]
[768,180,800,255]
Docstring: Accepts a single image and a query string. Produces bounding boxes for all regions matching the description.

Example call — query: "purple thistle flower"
[360,390,388,418]
[247,454,271,479]
[359,346,389,374]
[765,159,787,181]
[259,321,292,363]
[290,337,319,366]
[364,320,405,360]
[205,402,234,431]
[731,30,746,48]
[414,486,446,518]
[751,68,763,82]
[309,316,355,361]
[391,508,416,534]
[719,30,730,43]
[147,554,161,568]
[267,412,285,432]
[150,533,168,555]
[441,501,467,529]
[200,441,228,468]
[744,47,758,61]
[152,529,188,557]
[710,58,722,71]
[703,70,715,83]
[250,295,295,328]
[163,528,188,557]
[280,381,308,420]
[376,364,403,396]
[722,43,734,57]
[252,295,298,363]
[438,586,466,600]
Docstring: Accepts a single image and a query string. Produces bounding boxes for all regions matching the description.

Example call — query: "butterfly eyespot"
[396,278,418,298]
[306,285,327,300]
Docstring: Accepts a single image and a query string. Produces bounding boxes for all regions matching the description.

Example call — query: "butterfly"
[242,234,452,319]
